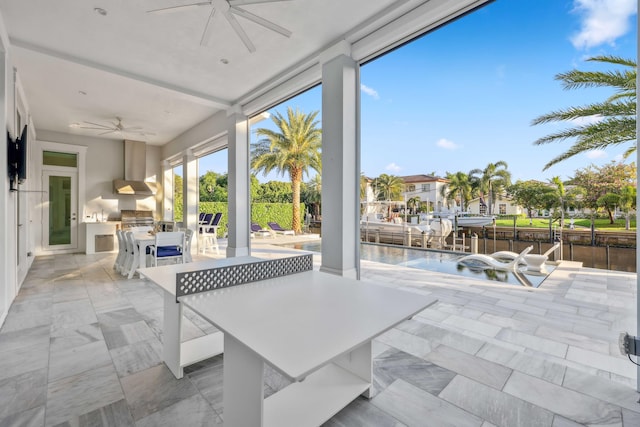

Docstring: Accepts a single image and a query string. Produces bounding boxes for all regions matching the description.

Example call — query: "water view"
[279,241,555,288]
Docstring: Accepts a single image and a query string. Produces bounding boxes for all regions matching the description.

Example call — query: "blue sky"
[200,0,637,184]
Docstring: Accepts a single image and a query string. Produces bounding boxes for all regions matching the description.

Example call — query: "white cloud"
[385,162,401,173]
[571,0,638,49]
[569,114,603,126]
[436,138,459,150]
[361,84,380,100]
[613,154,624,162]
[585,149,607,159]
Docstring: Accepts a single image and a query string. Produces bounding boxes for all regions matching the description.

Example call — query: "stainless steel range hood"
[113,140,157,196]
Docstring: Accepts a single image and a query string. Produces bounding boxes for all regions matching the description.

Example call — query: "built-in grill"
[120,210,155,229]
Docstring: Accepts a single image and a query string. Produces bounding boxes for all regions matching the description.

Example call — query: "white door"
[43,169,78,250]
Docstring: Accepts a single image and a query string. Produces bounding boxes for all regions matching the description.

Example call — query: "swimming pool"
[278,241,553,287]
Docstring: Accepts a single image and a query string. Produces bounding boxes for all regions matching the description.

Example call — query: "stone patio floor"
[0,238,638,426]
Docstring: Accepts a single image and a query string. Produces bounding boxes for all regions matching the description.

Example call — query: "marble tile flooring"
[0,245,638,426]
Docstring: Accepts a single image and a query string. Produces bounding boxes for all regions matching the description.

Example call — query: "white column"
[320,43,360,279]
[0,49,9,326]
[227,108,250,257]
[162,161,174,221]
[182,150,198,231]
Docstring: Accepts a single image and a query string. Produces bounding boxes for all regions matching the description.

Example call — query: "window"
[407,185,415,192]
[499,204,507,215]
[43,151,77,167]
[479,204,487,215]
[173,165,183,222]
[421,184,430,192]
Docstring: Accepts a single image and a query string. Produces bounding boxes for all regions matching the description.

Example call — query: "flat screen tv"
[16,124,27,183]
[7,125,27,190]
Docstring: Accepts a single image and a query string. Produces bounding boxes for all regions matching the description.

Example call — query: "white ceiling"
[0,0,490,145]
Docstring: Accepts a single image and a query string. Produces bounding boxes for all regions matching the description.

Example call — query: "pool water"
[279,241,553,288]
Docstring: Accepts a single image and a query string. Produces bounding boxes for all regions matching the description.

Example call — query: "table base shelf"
[263,363,370,427]
[180,332,224,368]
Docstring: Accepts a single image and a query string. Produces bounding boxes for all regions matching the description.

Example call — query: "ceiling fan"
[147,0,292,53]
[74,117,155,136]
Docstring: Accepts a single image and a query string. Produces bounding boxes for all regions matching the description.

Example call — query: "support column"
[162,161,174,221]
[227,108,250,257]
[182,150,198,231]
[320,42,360,279]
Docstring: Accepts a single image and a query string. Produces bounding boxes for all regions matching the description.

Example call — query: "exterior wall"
[0,14,22,327]
[402,180,449,211]
[467,197,524,216]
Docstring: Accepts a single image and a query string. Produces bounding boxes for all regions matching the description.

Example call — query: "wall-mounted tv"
[7,125,27,190]
[16,124,27,183]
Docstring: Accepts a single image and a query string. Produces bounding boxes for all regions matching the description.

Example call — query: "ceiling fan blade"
[148,2,211,14]
[122,126,144,131]
[98,130,118,136]
[78,126,113,131]
[82,121,113,129]
[230,6,291,37]
[200,7,218,46]
[222,8,255,52]
[230,0,292,5]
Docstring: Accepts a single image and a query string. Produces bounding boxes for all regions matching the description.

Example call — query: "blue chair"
[200,213,222,254]
[251,222,272,238]
[149,231,185,266]
[268,221,295,236]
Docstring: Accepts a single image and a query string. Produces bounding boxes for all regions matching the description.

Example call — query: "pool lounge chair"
[268,222,295,236]
[458,245,533,271]
[523,242,561,271]
[251,223,272,238]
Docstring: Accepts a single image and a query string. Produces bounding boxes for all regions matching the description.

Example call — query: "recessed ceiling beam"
[10,38,232,110]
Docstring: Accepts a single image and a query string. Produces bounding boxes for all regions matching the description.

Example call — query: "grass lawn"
[494,217,636,232]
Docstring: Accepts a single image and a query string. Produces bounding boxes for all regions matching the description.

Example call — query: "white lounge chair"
[458,246,533,271]
[523,242,561,272]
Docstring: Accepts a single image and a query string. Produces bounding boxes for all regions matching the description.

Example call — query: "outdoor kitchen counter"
[85,221,120,254]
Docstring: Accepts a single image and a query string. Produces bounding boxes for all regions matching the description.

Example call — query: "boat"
[360,201,452,248]
[431,210,495,227]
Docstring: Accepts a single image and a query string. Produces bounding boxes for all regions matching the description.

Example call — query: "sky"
[199,0,638,184]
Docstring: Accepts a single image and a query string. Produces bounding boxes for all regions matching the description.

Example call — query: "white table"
[180,267,437,427]
[137,256,262,378]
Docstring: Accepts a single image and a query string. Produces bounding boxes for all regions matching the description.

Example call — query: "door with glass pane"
[43,170,78,250]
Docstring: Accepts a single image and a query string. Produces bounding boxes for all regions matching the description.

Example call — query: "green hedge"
[198,202,305,236]
[251,203,305,230]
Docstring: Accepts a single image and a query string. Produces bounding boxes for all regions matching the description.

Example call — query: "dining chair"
[184,229,194,262]
[113,229,127,273]
[201,212,222,255]
[149,231,186,267]
[121,231,135,277]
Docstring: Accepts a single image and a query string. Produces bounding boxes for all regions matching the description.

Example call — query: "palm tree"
[252,107,322,233]
[360,173,373,201]
[532,55,636,170]
[469,161,511,215]
[548,176,566,228]
[407,196,421,214]
[376,174,403,201]
[376,174,403,218]
[440,171,474,212]
[302,174,322,220]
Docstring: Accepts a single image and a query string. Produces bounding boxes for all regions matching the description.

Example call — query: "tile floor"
[0,241,638,426]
